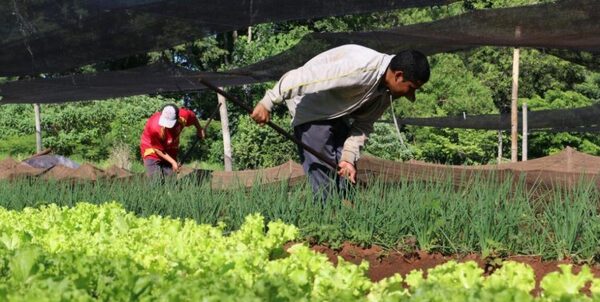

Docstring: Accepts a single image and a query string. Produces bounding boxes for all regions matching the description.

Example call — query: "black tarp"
[1,0,597,104]
[1,0,453,76]
[386,103,600,130]
[234,0,599,81]
[0,63,256,104]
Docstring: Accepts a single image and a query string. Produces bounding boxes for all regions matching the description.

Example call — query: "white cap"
[158,105,177,128]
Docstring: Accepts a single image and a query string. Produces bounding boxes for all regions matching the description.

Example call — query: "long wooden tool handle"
[180,102,221,165]
[198,78,338,170]
[203,102,222,129]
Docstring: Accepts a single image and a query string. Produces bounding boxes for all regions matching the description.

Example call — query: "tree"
[523,90,600,157]
[389,53,499,164]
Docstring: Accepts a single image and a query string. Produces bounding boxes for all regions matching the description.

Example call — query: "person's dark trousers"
[293,118,351,203]
[143,158,174,179]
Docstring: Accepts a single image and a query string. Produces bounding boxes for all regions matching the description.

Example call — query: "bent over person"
[251,44,430,201]
[140,104,204,178]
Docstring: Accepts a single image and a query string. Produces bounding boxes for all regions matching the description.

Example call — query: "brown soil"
[307,242,600,295]
[41,165,77,180]
[41,163,110,181]
[74,163,106,180]
[0,157,19,170]
[104,165,133,179]
[0,160,47,180]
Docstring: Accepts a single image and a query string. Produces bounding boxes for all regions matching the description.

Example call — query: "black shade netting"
[0,0,453,76]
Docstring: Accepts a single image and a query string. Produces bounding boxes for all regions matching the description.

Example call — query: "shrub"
[232,115,298,169]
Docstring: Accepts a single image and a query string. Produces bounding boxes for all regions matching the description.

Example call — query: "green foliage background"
[1,0,599,168]
[232,115,298,170]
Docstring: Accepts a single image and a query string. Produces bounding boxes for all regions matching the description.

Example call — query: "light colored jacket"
[258,44,393,164]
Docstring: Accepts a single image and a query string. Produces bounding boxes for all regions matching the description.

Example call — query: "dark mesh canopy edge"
[384,103,600,130]
[1,0,598,105]
[1,0,453,76]
[0,63,258,104]
[233,0,599,81]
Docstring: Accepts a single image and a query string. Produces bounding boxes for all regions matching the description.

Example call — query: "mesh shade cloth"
[211,160,305,190]
[387,103,600,130]
[0,63,258,104]
[1,0,598,104]
[233,0,599,80]
[1,0,452,76]
[356,147,600,189]
[1,148,598,190]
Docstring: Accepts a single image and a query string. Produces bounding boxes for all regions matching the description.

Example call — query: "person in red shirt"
[140,104,205,178]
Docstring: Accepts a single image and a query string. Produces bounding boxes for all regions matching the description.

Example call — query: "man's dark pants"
[293,118,351,202]
[144,158,174,178]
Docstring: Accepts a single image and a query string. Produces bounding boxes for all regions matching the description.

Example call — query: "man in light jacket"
[251,44,430,201]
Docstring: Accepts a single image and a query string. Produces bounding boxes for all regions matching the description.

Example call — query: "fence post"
[510,26,522,163]
[217,89,233,171]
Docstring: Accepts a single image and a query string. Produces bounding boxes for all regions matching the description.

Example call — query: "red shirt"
[140,108,198,160]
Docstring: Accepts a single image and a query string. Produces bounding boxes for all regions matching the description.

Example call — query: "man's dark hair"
[389,50,430,84]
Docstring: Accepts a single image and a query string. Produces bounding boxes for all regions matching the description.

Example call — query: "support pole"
[199,78,337,170]
[217,89,233,171]
[497,130,503,164]
[522,101,528,161]
[34,103,42,153]
[510,26,521,163]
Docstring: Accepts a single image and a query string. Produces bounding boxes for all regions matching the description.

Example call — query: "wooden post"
[232,30,238,42]
[510,26,521,163]
[34,103,42,153]
[218,89,233,171]
[497,130,503,164]
[522,100,528,161]
[218,31,236,171]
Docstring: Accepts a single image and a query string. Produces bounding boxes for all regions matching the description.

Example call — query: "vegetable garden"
[1,175,599,300]
[1,0,599,300]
